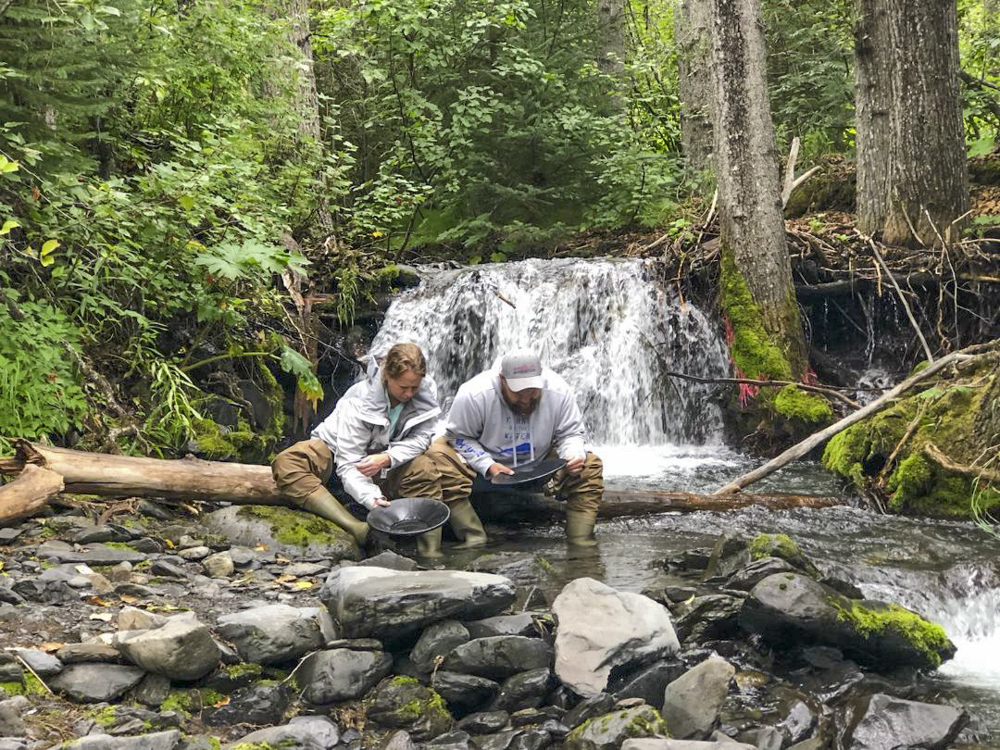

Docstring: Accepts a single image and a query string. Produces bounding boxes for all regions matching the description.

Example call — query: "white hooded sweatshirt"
[444,365,587,477]
[311,359,441,508]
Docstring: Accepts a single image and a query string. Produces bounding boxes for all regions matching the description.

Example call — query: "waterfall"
[371,258,731,447]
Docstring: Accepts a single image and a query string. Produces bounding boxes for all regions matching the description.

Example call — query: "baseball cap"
[501,349,544,391]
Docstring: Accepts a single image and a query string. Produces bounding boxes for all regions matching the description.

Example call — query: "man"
[426,348,604,546]
[272,343,444,555]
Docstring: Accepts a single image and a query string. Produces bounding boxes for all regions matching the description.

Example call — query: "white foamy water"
[372,258,731,446]
[932,588,1000,688]
[595,443,740,478]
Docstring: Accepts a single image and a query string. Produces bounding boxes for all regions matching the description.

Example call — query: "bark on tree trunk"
[676,0,714,172]
[0,464,64,524]
[854,0,969,246]
[596,0,626,77]
[709,0,808,373]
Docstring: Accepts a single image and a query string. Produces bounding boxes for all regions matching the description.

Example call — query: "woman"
[272,342,446,556]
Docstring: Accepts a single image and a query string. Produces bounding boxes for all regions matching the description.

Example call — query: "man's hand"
[372,496,391,507]
[357,453,391,477]
[487,462,515,479]
[565,455,586,475]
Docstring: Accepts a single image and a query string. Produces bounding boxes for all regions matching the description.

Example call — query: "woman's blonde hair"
[381,343,427,382]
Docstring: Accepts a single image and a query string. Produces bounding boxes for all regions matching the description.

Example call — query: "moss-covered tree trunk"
[854,0,969,247]
[676,0,714,172]
[709,0,808,380]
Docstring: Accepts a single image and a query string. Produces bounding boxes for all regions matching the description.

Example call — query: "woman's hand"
[357,453,391,477]
[372,496,391,507]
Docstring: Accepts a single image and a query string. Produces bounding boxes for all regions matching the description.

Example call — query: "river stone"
[57,642,122,664]
[475,728,551,750]
[62,731,181,749]
[424,731,473,750]
[225,715,341,749]
[564,693,616,730]
[217,604,330,664]
[49,663,146,702]
[466,613,539,639]
[442,636,553,680]
[661,656,735,740]
[611,660,686,709]
[563,705,668,750]
[739,573,957,670]
[367,677,454,741]
[553,578,679,697]
[674,595,744,643]
[701,534,751,581]
[382,730,419,750]
[178,545,211,561]
[726,557,797,591]
[847,693,967,750]
[353,550,420,571]
[115,616,221,680]
[321,567,516,639]
[0,697,27,737]
[35,540,146,565]
[411,621,471,672]
[202,551,235,578]
[203,683,292,726]
[620,741,755,750]
[118,606,172,631]
[489,668,553,713]
[432,671,501,715]
[295,648,393,703]
[10,648,63,677]
[204,505,361,561]
[458,711,510,734]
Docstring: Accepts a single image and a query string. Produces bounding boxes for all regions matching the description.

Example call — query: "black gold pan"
[367,497,451,536]
[488,457,567,486]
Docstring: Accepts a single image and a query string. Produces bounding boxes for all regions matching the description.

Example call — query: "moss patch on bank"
[774,384,833,424]
[237,504,355,549]
[822,368,1000,517]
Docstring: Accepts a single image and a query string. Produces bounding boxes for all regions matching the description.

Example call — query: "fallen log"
[2,439,841,525]
[0,464,64,524]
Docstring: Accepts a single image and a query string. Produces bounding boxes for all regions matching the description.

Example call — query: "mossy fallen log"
[0,439,841,525]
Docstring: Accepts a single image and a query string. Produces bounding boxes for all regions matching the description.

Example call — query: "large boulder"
[441,636,553,680]
[116,617,220,681]
[847,694,967,750]
[660,657,735,740]
[49,663,146,703]
[204,505,361,561]
[217,604,332,665]
[367,676,454,741]
[739,573,956,670]
[295,648,393,703]
[563,705,668,750]
[553,578,679,697]
[320,567,515,639]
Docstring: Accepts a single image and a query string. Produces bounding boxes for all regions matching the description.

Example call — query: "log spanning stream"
[374,257,1000,744]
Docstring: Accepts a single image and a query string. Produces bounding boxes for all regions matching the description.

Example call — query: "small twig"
[494,290,516,309]
[661,370,861,409]
[865,236,935,363]
[877,402,928,487]
[925,443,1000,484]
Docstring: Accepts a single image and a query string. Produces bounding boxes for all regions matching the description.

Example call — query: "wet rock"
[0,527,26,544]
[726,558,797,592]
[116,617,220,680]
[564,693,616,730]
[777,700,816,744]
[476,728,551,750]
[490,669,554,713]
[228,546,256,567]
[225,715,341,749]
[847,693,967,750]
[739,573,956,670]
[118,606,172,631]
[36,540,147,565]
[610,660,686,709]
[674,595,743,643]
[381,730,418,750]
[424,730,473,750]
[10,648,62,677]
[325,637,382,650]
[353,550,420,571]
[661,656,735,740]
[217,604,331,664]
[130,537,164,554]
[553,578,679,697]
[295,648,393,703]
[0,579,25,605]
[11,578,78,604]
[49,663,146,702]
[62,731,181,749]
[459,711,510,734]
[57,642,122,664]
[322,567,516,640]
[433,671,501,716]
[702,534,751,580]
[737,727,782,750]
[442,636,553,681]
[411,620,471,672]
[747,534,820,577]
[368,676,454,740]
[72,526,116,544]
[563,705,668,750]
[466,613,539,639]
[284,562,330,577]
[203,683,292,726]
[620,741,755,750]
[150,560,187,578]
[0,697,28,737]
[205,505,361,561]
[178,545,211,561]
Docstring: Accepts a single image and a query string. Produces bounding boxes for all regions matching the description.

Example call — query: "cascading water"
[372,257,731,452]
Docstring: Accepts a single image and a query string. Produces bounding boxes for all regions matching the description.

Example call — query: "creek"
[372,257,1000,745]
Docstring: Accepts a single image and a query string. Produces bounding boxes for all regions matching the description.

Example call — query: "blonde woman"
[272,343,445,556]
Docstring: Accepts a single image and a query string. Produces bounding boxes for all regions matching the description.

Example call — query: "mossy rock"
[748,533,820,578]
[366,676,453,741]
[203,504,361,561]
[564,705,669,750]
[773,384,833,425]
[822,367,1000,518]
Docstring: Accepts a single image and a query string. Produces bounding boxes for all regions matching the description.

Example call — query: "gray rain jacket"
[311,359,441,508]
[444,365,587,477]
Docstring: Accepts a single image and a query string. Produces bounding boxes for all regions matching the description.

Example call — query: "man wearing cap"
[425,349,604,547]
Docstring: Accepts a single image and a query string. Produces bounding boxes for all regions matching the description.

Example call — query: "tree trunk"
[676,0,714,172]
[854,0,968,246]
[596,0,626,76]
[0,464,64,524]
[709,0,808,374]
